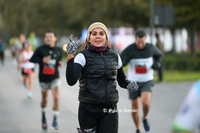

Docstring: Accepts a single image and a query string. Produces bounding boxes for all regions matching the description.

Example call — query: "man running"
[171,79,200,133]
[9,35,20,66]
[30,31,63,130]
[17,33,27,70]
[120,30,162,133]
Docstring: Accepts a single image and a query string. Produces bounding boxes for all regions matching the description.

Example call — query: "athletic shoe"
[42,119,47,130]
[24,84,28,89]
[136,130,141,133]
[27,92,32,98]
[52,120,59,130]
[142,119,150,132]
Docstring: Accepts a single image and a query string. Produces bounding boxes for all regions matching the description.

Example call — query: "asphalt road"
[0,50,194,133]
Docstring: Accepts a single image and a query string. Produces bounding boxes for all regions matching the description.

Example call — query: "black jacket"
[78,45,119,106]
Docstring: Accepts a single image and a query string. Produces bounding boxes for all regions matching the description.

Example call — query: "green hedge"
[62,50,68,61]
[164,51,200,71]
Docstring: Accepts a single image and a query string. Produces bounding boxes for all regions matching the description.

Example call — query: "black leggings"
[78,106,118,133]
[0,52,4,63]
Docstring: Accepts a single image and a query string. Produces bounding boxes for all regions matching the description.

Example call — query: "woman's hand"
[126,79,138,92]
[66,34,80,55]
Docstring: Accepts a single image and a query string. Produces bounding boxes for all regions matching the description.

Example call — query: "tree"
[170,0,200,57]
[0,0,151,42]
[91,0,149,29]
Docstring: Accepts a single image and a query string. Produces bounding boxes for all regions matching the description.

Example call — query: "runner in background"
[17,33,27,70]
[18,33,27,52]
[30,31,63,130]
[28,31,40,50]
[18,42,35,98]
[0,38,5,65]
[9,35,20,65]
[120,30,162,133]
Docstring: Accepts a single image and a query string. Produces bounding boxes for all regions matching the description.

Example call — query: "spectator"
[155,33,164,82]
[0,38,5,64]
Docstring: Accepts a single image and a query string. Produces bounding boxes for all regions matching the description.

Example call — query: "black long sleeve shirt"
[30,44,62,82]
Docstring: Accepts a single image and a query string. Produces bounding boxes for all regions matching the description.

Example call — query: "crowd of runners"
[1,22,199,133]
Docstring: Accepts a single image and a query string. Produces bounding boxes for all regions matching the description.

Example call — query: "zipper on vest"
[100,52,108,105]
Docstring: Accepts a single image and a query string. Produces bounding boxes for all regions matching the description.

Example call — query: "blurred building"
[109,27,189,54]
[79,27,191,54]
[57,27,198,54]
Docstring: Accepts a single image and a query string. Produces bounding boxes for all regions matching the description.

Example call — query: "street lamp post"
[150,0,154,44]
[23,0,28,36]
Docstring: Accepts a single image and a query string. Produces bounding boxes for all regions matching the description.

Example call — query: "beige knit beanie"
[86,22,109,42]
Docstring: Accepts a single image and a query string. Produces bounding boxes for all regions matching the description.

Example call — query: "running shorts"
[21,68,34,75]
[39,78,61,91]
[129,80,154,100]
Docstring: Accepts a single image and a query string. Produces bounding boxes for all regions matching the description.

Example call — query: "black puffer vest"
[79,45,119,106]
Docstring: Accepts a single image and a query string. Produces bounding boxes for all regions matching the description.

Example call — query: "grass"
[123,66,200,82]
[154,70,200,82]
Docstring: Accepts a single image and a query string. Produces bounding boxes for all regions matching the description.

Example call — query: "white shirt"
[22,51,35,69]
[74,53,122,69]
[127,57,154,82]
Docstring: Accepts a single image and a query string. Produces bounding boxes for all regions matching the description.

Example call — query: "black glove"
[126,79,138,92]
[152,62,160,70]
[66,34,80,55]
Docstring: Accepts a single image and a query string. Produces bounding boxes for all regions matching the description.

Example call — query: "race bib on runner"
[135,64,147,74]
[23,68,32,74]
[43,67,55,75]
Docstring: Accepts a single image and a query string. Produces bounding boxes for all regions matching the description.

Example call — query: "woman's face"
[89,28,107,47]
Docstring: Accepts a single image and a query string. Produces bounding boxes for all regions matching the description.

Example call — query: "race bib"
[43,67,55,75]
[23,68,32,74]
[135,64,147,74]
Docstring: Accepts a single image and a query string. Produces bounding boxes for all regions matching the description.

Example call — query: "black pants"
[157,61,164,81]
[78,106,118,133]
[0,52,4,63]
